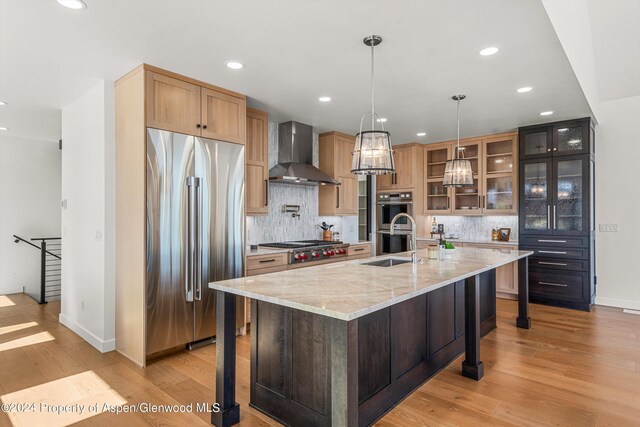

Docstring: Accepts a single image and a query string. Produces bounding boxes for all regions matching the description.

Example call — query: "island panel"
[250,271,496,427]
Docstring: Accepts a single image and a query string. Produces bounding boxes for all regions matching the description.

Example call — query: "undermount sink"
[361,258,412,267]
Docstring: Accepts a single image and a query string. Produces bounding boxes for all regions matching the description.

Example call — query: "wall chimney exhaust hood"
[269,121,340,186]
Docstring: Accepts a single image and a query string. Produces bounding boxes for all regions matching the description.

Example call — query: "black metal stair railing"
[13,235,62,304]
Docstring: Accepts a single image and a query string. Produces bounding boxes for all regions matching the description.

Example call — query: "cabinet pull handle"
[538,239,566,243]
[539,281,567,287]
[538,261,568,266]
[259,259,276,264]
[354,248,365,252]
[538,250,567,254]
[264,180,269,206]
[336,187,340,208]
[553,205,557,229]
[547,206,551,229]
[447,196,450,209]
[553,147,557,151]
[202,125,207,130]
[196,124,201,129]
[483,195,486,209]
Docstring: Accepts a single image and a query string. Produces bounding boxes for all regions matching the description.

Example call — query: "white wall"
[542,0,600,119]
[60,80,116,352]
[594,95,640,309]
[0,135,61,295]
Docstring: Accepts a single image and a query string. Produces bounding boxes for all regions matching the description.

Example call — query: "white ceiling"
[588,0,640,102]
[0,0,592,144]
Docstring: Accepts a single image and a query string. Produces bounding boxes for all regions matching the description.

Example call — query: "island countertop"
[209,247,533,321]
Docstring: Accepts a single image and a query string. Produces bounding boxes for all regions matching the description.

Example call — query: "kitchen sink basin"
[361,258,412,267]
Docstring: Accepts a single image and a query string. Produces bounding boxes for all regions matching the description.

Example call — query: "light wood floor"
[0,294,639,426]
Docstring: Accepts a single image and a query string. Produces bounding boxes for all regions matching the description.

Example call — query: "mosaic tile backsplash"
[424,215,519,242]
[246,121,359,244]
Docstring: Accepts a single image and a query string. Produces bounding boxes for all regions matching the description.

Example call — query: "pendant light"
[443,95,474,187]
[351,35,395,175]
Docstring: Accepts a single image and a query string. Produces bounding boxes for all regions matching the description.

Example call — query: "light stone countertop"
[246,241,372,257]
[245,246,291,257]
[416,237,519,247]
[211,247,533,321]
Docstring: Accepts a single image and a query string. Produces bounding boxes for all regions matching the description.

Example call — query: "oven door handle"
[377,230,412,236]
[377,201,413,206]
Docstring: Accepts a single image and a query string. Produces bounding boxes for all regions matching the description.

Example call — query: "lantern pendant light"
[351,35,395,175]
[443,95,474,187]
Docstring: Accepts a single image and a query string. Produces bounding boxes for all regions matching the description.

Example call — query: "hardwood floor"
[0,293,639,426]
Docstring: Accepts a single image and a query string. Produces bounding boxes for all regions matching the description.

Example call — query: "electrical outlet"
[599,224,619,232]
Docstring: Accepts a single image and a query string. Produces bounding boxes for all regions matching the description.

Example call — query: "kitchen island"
[209,247,533,427]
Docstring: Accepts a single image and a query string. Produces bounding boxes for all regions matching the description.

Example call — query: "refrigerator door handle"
[194,177,203,301]
[185,177,196,302]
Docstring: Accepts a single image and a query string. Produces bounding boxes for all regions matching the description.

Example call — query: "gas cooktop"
[260,240,343,249]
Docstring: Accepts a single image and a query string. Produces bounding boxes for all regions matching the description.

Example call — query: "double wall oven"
[377,192,413,254]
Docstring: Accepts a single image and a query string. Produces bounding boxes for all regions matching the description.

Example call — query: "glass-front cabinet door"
[553,121,589,156]
[520,128,552,159]
[452,177,481,213]
[483,136,516,214]
[520,159,553,235]
[424,143,452,214]
[425,181,450,213]
[553,156,589,235]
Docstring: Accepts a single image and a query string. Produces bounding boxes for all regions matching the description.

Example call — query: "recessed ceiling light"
[376,118,387,123]
[0,101,6,106]
[225,61,244,70]
[479,46,499,56]
[540,111,554,116]
[0,126,8,131]
[318,96,331,102]
[56,0,87,10]
[417,132,426,137]
[517,86,533,93]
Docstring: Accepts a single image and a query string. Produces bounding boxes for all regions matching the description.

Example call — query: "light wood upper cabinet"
[422,132,518,216]
[246,108,269,215]
[201,89,246,144]
[145,67,246,144]
[482,133,518,215]
[376,143,423,191]
[318,132,358,215]
[424,142,453,214]
[146,71,201,135]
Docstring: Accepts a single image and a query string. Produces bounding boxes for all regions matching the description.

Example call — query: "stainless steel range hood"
[269,121,340,186]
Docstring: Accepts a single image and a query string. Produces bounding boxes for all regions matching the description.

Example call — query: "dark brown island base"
[209,248,533,427]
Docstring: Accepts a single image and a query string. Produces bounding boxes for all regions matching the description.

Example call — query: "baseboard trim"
[59,313,115,353]
[595,297,640,311]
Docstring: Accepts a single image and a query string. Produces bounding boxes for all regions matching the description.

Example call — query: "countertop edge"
[211,250,533,321]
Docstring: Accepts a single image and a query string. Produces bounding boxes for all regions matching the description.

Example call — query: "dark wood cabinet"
[250,273,497,427]
[518,118,595,311]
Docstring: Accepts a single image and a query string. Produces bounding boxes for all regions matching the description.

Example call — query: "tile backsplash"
[246,121,359,244]
[424,215,519,242]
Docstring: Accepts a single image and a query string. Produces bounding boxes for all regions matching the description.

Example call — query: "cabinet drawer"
[247,253,288,271]
[348,244,372,257]
[520,235,589,248]
[529,257,589,272]
[519,245,590,260]
[529,269,587,301]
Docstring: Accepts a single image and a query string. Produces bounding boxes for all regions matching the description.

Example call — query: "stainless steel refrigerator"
[145,128,245,356]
